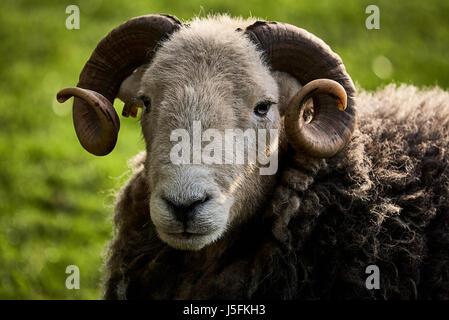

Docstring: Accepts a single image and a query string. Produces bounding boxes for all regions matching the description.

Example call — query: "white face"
[136,26,282,250]
[148,165,235,250]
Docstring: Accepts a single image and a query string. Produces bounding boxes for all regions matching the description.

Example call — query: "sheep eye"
[139,95,152,113]
[254,100,274,117]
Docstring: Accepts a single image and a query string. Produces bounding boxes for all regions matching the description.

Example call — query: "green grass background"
[0,0,448,299]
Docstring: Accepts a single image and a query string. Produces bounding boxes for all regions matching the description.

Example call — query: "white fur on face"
[149,166,235,250]
[137,16,284,250]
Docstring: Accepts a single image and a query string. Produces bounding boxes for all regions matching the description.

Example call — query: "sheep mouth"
[168,231,205,240]
[158,227,225,250]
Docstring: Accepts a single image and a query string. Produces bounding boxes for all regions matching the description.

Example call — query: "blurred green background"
[0,0,448,299]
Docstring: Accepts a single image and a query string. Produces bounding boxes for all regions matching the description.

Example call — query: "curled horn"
[245,21,356,158]
[56,14,182,156]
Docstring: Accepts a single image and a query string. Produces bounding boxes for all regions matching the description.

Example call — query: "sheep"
[56,14,449,299]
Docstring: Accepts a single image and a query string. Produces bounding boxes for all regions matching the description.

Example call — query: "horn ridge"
[57,14,182,155]
[245,21,356,157]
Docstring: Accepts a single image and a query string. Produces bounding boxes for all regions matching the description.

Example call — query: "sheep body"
[104,84,449,299]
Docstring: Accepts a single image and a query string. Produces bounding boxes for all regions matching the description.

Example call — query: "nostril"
[162,195,210,223]
[189,195,209,209]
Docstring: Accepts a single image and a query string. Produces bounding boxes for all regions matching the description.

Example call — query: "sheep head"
[57,15,356,250]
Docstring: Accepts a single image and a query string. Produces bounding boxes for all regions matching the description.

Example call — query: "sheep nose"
[163,195,210,223]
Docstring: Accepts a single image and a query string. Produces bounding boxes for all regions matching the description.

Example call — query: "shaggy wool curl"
[103,84,449,299]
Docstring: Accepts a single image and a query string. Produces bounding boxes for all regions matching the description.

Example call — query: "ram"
[57,14,449,299]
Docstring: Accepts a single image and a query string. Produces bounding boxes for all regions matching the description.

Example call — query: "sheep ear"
[117,66,147,117]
